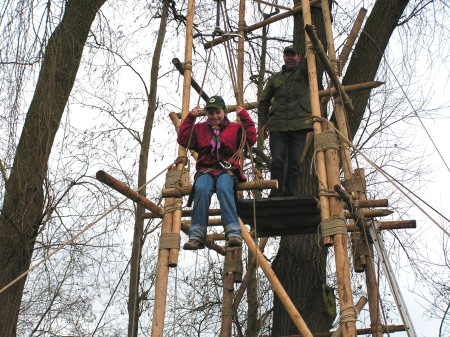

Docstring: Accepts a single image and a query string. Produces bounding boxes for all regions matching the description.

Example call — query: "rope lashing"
[223,258,242,274]
[342,177,366,193]
[221,306,234,317]
[165,169,189,188]
[354,241,371,257]
[158,233,181,250]
[314,130,340,152]
[175,155,188,166]
[163,199,183,214]
[339,305,358,324]
[318,188,338,197]
[252,168,264,190]
[320,215,347,238]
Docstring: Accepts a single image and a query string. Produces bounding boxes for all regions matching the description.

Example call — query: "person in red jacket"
[177,96,257,250]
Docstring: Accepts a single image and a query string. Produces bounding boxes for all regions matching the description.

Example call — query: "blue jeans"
[190,172,241,242]
[269,130,308,196]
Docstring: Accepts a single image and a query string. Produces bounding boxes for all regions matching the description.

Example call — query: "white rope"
[0,162,174,294]
[323,118,450,238]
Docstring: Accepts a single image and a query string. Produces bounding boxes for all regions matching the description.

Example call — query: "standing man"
[258,45,313,197]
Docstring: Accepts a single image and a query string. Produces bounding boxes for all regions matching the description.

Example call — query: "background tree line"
[0,0,448,336]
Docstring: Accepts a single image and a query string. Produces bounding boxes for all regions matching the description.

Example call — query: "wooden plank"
[237,197,321,237]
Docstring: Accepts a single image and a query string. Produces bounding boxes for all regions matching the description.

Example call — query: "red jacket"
[177,109,257,181]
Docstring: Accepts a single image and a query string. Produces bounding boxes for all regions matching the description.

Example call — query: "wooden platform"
[237,196,321,237]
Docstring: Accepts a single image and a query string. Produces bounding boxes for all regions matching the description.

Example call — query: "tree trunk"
[271,3,334,336]
[0,1,106,335]
[271,0,410,336]
[128,2,169,337]
[343,0,409,139]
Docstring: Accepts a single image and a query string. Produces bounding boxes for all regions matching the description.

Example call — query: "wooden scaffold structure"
[96,0,419,336]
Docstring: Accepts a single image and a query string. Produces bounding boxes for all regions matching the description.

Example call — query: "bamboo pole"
[317,0,354,184]
[353,168,383,337]
[236,0,245,106]
[344,209,393,219]
[337,8,367,75]
[319,81,382,98]
[150,197,172,337]
[224,0,245,314]
[235,0,246,204]
[168,112,198,160]
[220,249,235,337]
[172,57,209,102]
[300,0,332,243]
[301,1,357,336]
[305,24,353,113]
[204,0,321,49]
[95,170,163,216]
[318,7,367,186]
[239,219,313,337]
[143,208,222,219]
[319,7,366,119]
[322,123,357,337]
[161,179,278,197]
[151,0,195,335]
[347,220,417,232]
[173,81,383,117]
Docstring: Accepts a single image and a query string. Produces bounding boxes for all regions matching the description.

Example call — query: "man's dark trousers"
[269,130,308,196]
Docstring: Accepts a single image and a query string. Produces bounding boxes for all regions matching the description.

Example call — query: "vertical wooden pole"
[240,219,314,337]
[169,0,196,266]
[151,0,195,335]
[220,249,235,337]
[220,3,246,336]
[236,0,246,107]
[236,0,246,202]
[320,0,353,183]
[301,1,356,336]
[354,168,383,337]
[300,0,331,244]
[150,203,173,337]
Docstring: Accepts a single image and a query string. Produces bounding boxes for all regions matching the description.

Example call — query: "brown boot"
[183,239,205,250]
[228,237,242,247]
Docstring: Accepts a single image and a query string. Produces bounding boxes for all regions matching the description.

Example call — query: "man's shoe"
[183,239,205,250]
[228,237,242,247]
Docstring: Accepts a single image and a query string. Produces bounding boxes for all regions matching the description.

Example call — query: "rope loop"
[159,233,181,250]
[320,215,347,238]
[339,305,358,324]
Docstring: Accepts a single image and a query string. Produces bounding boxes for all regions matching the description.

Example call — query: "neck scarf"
[210,124,221,160]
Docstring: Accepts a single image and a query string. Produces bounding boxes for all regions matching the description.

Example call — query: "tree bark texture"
[342,0,410,139]
[271,235,334,336]
[0,1,106,335]
[271,0,410,335]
